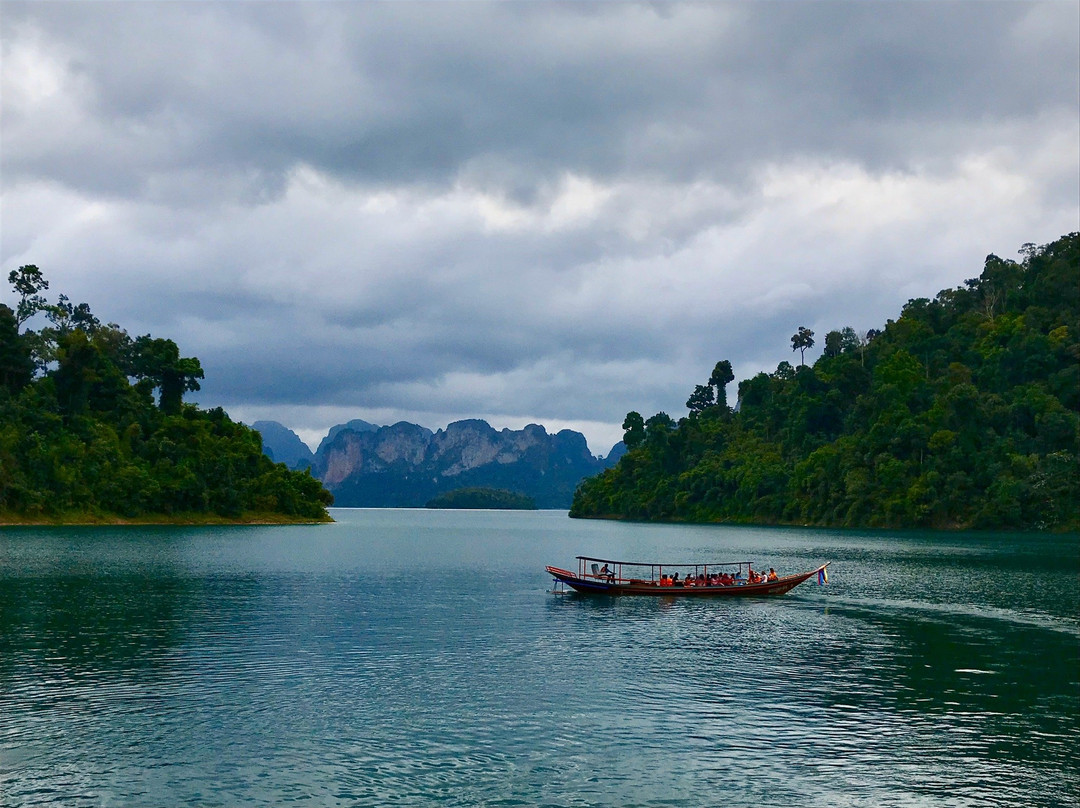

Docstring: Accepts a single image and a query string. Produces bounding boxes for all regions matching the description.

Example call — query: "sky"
[2,1,1078,456]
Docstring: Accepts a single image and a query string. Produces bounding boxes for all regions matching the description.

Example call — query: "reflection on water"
[1,512,1077,807]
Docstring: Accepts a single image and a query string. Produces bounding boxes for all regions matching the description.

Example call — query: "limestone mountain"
[313,419,615,508]
[251,421,315,470]
[315,418,380,455]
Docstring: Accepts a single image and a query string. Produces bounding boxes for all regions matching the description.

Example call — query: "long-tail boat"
[545,556,829,597]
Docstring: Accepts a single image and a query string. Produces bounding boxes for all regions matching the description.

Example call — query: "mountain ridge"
[253,418,621,508]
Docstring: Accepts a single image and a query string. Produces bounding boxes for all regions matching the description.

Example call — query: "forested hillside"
[425,488,537,510]
[571,234,1079,530]
[0,267,332,523]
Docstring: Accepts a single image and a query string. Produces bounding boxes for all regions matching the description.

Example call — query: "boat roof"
[576,556,753,568]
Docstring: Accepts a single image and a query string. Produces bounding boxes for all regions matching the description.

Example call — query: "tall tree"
[622,411,646,450]
[0,304,33,392]
[838,326,858,350]
[823,330,843,358]
[130,335,204,414]
[7,265,49,328]
[686,384,715,413]
[644,412,674,443]
[709,359,735,408]
[46,295,101,336]
[53,329,104,414]
[791,326,815,366]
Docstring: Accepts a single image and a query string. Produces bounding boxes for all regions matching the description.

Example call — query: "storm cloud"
[3,1,1077,453]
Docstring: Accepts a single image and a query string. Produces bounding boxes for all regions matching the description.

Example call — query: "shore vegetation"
[0,267,333,524]
[571,234,1079,531]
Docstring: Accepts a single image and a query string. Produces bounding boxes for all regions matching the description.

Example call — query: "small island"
[0,266,333,525]
[425,488,537,510]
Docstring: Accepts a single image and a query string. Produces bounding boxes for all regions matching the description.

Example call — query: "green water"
[1,510,1077,806]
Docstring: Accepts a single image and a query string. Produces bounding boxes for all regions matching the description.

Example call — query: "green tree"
[7,264,49,328]
[823,330,843,358]
[709,359,735,408]
[686,384,715,413]
[645,412,674,439]
[839,326,860,354]
[46,294,101,337]
[131,336,204,414]
[0,304,34,393]
[53,330,104,415]
[791,326,815,366]
[622,411,645,450]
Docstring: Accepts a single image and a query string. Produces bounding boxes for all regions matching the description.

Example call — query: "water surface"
[1,510,1077,806]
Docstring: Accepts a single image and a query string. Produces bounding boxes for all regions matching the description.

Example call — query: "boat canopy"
[574,556,758,582]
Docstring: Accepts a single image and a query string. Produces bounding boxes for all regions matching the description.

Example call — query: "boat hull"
[545,564,827,597]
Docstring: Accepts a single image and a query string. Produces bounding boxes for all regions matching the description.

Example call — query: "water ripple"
[1,516,1077,807]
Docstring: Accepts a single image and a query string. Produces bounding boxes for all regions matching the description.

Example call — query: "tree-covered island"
[425,487,538,510]
[0,267,333,524]
[571,234,1079,531]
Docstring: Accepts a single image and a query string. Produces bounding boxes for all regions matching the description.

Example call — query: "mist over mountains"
[253,419,623,509]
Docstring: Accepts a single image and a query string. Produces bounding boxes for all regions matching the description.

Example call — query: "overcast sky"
[2,1,1077,455]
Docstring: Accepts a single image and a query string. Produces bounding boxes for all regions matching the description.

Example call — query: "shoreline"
[567,512,1079,534]
[0,511,334,527]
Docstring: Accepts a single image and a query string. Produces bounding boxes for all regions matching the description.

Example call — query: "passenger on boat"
[767,568,779,582]
[599,564,614,581]
[719,572,733,586]
[660,574,672,587]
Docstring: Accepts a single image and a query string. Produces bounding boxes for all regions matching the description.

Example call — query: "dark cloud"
[7,3,1074,195]
[2,1,1077,452]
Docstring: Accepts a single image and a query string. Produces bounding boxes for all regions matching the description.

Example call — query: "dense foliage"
[0,268,333,522]
[572,234,1079,530]
[425,487,538,510]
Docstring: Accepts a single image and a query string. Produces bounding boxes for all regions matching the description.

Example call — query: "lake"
[1,509,1077,807]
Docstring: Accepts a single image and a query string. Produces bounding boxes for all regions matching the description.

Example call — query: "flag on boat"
[818,568,828,585]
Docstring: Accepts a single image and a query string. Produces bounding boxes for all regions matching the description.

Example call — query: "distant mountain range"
[252,418,624,509]
[251,420,318,469]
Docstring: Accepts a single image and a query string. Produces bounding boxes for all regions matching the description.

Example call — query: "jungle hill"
[571,234,1079,531]
[0,267,333,523]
